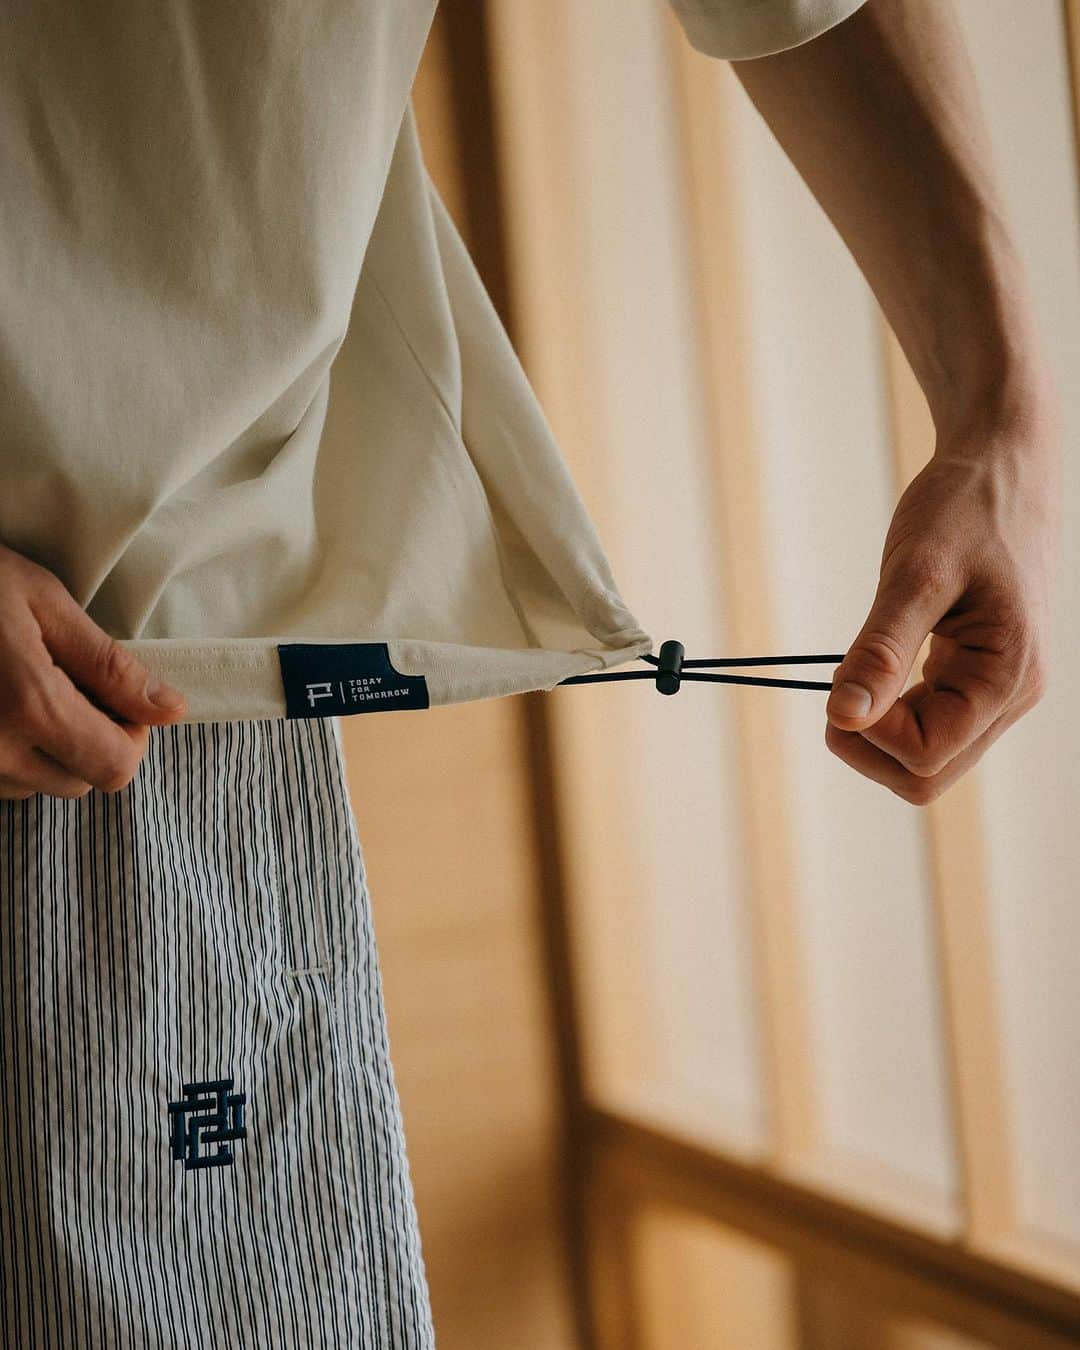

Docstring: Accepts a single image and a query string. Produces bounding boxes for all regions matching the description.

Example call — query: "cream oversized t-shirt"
[0,0,865,723]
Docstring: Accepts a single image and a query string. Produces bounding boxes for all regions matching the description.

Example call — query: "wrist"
[920,223,1056,451]
[930,349,1059,456]
[929,353,1062,564]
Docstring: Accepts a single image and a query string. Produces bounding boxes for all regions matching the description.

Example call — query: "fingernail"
[829,681,872,719]
[146,677,185,710]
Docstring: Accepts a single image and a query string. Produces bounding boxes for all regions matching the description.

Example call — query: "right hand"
[0,543,187,800]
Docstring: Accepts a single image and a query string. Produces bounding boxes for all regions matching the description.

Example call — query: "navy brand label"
[277,643,430,718]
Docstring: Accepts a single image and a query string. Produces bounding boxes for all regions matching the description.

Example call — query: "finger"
[6,747,93,800]
[824,683,1026,804]
[15,662,152,793]
[855,639,1014,776]
[28,575,186,724]
[826,551,955,732]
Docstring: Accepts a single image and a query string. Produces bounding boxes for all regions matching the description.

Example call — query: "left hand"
[824,399,1061,805]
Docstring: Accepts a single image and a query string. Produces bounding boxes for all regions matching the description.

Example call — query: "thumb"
[33,583,187,724]
[827,561,945,729]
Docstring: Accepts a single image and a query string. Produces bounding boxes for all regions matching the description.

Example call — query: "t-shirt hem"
[670,0,869,61]
[120,633,656,723]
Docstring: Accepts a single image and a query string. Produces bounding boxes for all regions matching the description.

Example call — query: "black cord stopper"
[655,639,684,696]
[554,640,842,691]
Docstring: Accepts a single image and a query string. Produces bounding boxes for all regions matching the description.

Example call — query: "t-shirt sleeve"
[667,0,869,61]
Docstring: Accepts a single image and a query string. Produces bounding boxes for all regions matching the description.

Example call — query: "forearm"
[731,0,1054,449]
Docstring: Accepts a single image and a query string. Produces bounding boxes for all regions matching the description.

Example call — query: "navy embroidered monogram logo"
[168,1078,247,1171]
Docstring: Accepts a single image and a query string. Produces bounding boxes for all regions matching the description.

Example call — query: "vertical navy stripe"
[0,716,435,1348]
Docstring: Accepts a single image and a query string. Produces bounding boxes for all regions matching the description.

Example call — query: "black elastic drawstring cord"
[557,639,845,694]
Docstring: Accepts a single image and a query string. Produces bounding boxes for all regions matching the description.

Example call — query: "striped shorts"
[0,716,436,1348]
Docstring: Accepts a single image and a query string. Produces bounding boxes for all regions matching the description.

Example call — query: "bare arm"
[731,0,1061,803]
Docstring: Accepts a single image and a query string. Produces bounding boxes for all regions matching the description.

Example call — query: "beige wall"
[488,0,1080,1339]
